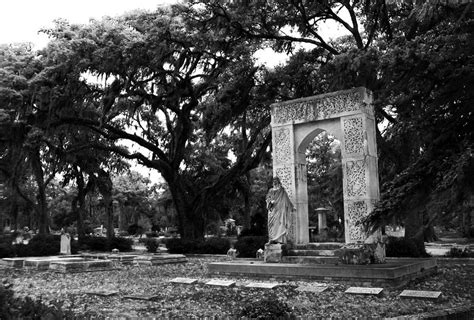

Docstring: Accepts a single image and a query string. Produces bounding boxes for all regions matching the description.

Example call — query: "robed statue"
[266,177,294,244]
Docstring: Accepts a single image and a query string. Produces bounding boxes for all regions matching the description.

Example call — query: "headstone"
[345,287,383,295]
[60,233,71,255]
[123,295,158,301]
[264,243,282,263]
[296,285,329,293]
[399,290,441,299]
[245,282,281,289]
[85,290,119,297]
[170,277,198,284]
[205,279,235,287]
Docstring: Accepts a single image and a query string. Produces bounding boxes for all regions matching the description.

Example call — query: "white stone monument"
[270,87,381,246]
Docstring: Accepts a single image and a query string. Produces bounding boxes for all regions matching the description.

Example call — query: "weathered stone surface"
[264,243,282,263]
[85,290,119,297]
[1,258,25,268]
[205,279,235,287]
[170,277,198,284]
[345,287,383,295]
[123,295,158,301]
[296,285,329,293]
[245,282,281,289]
[399,290,441,299]
[134,254,187,266]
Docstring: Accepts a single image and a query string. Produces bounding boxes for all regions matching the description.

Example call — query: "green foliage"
[234,236,267,258]
[127,224,144,236]
[79,236,132,252]
[0,242,15,258]
[165,237,231,254]
[386,237,427,258]
[142,238,159,253]
[0,283,82,319]
[445,247,474,258]
[239,297,295,320]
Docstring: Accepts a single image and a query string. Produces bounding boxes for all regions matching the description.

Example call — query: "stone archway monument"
[271,87,380,245]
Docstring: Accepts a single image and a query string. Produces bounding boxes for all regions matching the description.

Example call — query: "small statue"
[266,177,294,244]
[227,247,237,260]
[256,248,264,259]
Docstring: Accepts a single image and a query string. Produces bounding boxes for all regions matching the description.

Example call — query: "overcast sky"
[0,0,177,48]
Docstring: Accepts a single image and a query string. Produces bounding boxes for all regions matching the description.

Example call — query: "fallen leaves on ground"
[1,257,472,319]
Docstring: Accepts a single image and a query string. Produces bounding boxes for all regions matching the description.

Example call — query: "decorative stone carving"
[275,166,294,201]
[347,201,367,241]
[274,128,292,164]
[343,117,364,154]
[272,91,362,124]
[346,160,367,197]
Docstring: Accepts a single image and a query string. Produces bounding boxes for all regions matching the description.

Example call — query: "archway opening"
[304,131,343,242]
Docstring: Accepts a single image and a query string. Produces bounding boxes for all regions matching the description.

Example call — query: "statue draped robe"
[266,186,293,243]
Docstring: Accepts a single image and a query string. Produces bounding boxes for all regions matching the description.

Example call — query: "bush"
[234,236,267,258]
[386,237,427,257]
[446,247,474,258]
[26,234,61,256]
[143,238,159,253]
[165,237,231,254]
[0,242,15,258]
[239,297,295,319]
[0,283,85,319]
[79,236,133,252]
[127,224,144,236]
[200,237,231,254]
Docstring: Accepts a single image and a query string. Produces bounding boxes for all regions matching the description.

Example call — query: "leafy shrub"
[1,283,86,319]
[0,242,15,258]
[146,231,158,238]
[386,236,427,257]
[79,236,132,252]
[143,238,159,253]
[26,234,61,256]
[165,237,231,254]
[200,237,231,254]
[239,297,295,319]
[127,224,144,236]
[234,236,267,258]
[446,247,474,258]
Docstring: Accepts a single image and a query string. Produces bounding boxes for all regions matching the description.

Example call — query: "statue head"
[272,177,281,188]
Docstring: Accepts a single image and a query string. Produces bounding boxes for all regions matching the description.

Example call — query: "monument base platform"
[207,258,437,288]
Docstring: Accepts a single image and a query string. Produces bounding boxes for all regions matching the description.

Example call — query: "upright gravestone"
[60,231,71,255]
[270,87,382,250]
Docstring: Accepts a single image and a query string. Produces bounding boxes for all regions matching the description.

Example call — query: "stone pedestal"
[318,211,327,234]
[264,243,282,263]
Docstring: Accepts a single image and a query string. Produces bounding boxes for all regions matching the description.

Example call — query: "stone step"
[287,249,338,256]
[282,256,338,264]
[293,243,344,250]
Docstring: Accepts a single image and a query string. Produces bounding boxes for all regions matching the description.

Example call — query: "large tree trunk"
[404,209,426,256]
[74,170,88,241]
[97,170,114,249]
[30,148,49,234]
[169,183,205,240]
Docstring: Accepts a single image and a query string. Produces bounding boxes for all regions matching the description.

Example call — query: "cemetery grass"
[2,257,472,319]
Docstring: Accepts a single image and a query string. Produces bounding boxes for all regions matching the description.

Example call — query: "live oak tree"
[40,8,272,240]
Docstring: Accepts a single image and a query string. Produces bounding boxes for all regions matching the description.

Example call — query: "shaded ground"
[1,256,473,319]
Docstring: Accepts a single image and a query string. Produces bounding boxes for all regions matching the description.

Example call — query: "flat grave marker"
[345,287,383,296]
[205,279,235,287]
[85,290,119,297]
[399,290,441,299]
[170,277,198,284]
[296,285,329,293]
[122,295,159,301]
[245,282,281,289]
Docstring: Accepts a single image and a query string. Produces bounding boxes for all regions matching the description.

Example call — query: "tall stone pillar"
[271,124,309,244]
[340,91,380,243]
